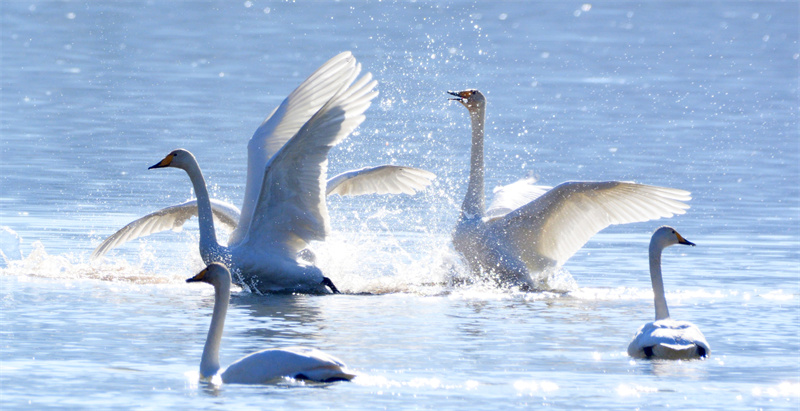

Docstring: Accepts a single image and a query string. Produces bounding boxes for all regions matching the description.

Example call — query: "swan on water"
[627,226,710,360]
[99,52,377,294]
[90,164,435,261]
[187,263,354,384]
[448,89,692,289]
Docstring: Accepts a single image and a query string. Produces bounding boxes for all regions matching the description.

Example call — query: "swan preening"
[627,226,709,360]
[187,263,354,384]
[448,90,692,289]
[92,52,435,293]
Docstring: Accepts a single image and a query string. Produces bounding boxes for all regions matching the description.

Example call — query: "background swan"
[140,53,376,293]
[91,164,435,260]
[448,89,692,289]
[187,263,354,384]
[628,226,710,360]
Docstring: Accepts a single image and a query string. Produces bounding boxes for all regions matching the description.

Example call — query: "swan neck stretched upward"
[649,238,670,321]
[462,99,486,218]
[198,271,229,378]
[181,157,221,255]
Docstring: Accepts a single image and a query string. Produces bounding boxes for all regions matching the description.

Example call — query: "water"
[2,1,798,409]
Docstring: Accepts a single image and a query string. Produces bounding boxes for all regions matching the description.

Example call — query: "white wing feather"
[485,178,552,221]
[491,181,691,267]
[245,66,378,255]
[231,52,359,247]
[91,199,241,260]
[326,165,435,196]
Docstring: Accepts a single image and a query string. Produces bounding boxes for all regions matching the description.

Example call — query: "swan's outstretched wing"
[231,52,359,247]
[90,199,241,260]
[245,65,378,255]
[485,178,552,221]
[491,181,691,267]
[326,165,435,196]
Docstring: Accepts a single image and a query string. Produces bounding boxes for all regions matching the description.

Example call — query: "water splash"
[0,240,189,285]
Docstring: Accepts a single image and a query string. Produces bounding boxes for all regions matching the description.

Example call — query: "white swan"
[627,226,710,360]
[448,89,692,289]
[140,53,376,294]
[90,165,435,261]
[187,263,354,384]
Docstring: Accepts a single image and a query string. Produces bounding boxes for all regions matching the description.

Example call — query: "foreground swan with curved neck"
[448,89,692,289]
[628,226,710,360]
[187,263,354,384]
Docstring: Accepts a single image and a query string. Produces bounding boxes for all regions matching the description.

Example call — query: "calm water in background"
[2,1,798,409]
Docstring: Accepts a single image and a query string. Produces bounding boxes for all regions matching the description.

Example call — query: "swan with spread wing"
[448,89,691,289]
[93,52,397,293]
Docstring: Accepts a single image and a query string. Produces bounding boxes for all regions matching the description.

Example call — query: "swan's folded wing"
[90,199,241,260]
[326,165,436,196]
[491,181,691,267]
[232,52,359,247]
[246,65,378,255]
[484,178,552,221]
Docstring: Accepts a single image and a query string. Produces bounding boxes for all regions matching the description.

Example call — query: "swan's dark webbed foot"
[643,346,654,358]
[321,277,340,294]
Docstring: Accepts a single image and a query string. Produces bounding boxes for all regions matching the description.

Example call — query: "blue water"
[2,1,798,409]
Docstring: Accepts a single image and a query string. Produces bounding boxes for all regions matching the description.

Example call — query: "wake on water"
[0,224,580,297]
[2,225,776,306]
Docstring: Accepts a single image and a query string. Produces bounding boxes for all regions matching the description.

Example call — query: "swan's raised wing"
[245,65,378,255]
[326,165,435,196]
[231,52,359,247]
[90,199,241,260]
[485,178,552,221]
[491,181,691,267]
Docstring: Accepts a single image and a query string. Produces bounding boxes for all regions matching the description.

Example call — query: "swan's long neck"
[200,275,230,378]
[462,103,486,218]
[649,240,670,321]
[182,159,220,253]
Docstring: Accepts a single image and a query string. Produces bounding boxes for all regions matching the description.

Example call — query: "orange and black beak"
[676,232,696,247]
[149,153,174,170]
[186,267,208,283]
[448,90,471,102]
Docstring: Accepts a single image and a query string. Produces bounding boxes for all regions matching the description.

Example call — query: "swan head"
[448,89,486,111]
[149,149,196,171]
[651,226,696,250]
[186,262,231,286]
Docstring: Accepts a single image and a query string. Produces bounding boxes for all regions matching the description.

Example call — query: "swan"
[187,262,354,384]
[121,52,376,294]
[448,89,692,289]
[90,164,435,261]
[627,226,710,360]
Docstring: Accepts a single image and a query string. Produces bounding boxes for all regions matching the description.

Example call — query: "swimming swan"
[627,226,709,360]
[187,263,354,384]
[139,53,376,293]
[90,165,435,260]
[448,89,692,289]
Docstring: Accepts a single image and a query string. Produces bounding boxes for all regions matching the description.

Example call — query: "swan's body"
[448,89,692,289]
[187,263,354,384]
[133,53,377,293]
[91,165,434,260]
[628,226,710,360]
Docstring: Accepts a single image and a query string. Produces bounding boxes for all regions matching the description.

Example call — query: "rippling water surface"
[2,1,798,409]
